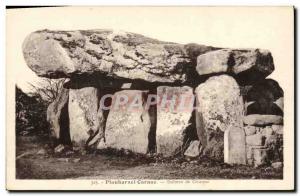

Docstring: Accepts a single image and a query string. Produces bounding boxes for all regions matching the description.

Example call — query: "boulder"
[224,126,246,165]
[105,90,152,154]
[246,133,266,146]
[252,147,268,167]
[274,97,284,111]
[54,144,65,153]
[272,125,283,135]
[244,126,257,136]
[246,146,254,164]
[46,88,70,143]
[265,134,278,147]
[272,161,283,169]
[68,87,105,147]
[247,145,269,167]
[243,114,283,126]
[184,140,200,158]
[23,29,275,84]
[156,86,194,157]
[195,75,244,161]
[196,49,274,83]
[245,79,283,115]
[260,126,274,136]
[36,149,47,155]
[22,29,215,83]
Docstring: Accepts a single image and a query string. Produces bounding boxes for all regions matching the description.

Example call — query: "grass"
[16,135,283,179]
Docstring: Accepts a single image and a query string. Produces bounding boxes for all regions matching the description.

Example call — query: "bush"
[15,86,49,136]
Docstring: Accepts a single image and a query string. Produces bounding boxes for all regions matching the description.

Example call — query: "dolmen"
[22,29,283,166]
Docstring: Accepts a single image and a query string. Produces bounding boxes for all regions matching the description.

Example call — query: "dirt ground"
[16,136,283,179]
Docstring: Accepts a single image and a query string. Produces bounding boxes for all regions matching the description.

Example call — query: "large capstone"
[156,86,194,157]
[195,75,244,161]
[47,88,70,144]
[22,29,216,83]
[105,90,152,154]
[22,29,274,84]
[68,87,105,147]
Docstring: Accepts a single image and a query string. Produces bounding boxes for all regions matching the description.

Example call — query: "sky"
[6,6,294,93]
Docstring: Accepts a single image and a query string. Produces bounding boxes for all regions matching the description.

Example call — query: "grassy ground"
[16,136,283,179]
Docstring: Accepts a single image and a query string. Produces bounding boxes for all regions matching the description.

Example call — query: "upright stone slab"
[68,87,104,147]
[224,126,246,165]
[195,75,244,161]
[47,88,70,143]
[105,90,151,154]
[156,86,194,157]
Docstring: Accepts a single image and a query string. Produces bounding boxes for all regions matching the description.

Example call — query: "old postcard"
[6,6,294,190]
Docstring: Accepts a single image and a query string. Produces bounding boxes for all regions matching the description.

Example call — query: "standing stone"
[105,90,151,154]
[224,126,246,165]
[68,87,104,147]
[47,88,70,143]
[156,86,194,157]
[195,75,244,161]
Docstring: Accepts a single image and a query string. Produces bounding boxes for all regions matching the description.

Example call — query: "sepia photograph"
[6,6,294,191]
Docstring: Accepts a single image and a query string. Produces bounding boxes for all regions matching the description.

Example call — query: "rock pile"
[23,29,283,166]
[243,79,284,166]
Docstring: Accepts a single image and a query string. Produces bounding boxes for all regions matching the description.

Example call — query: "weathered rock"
[156,86,194,157]
[245,79,283,115]
[195,75,244,161]
[246,146,254,164]
[184,140,200,158]
[23,29,275,84]
[46,88,70,143]
[260,126,274,136]
[57,158,69,162]
[22,29,216,83]
[246,133,266,146]
[247,146,268,166]
[54,144,65,153]
[274,97,284,111]
[272,125,283,135]
[253,147,268,167]
[196,49,274,82]
[244,126,257,136]
[272,161,283,169]
[243,114,283,126]
[36,149,47,155]
[265,134,278,146]
[72,158,81,163]
[224,126,246,165]
[68,87,105,147]
[105,90,151,154]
